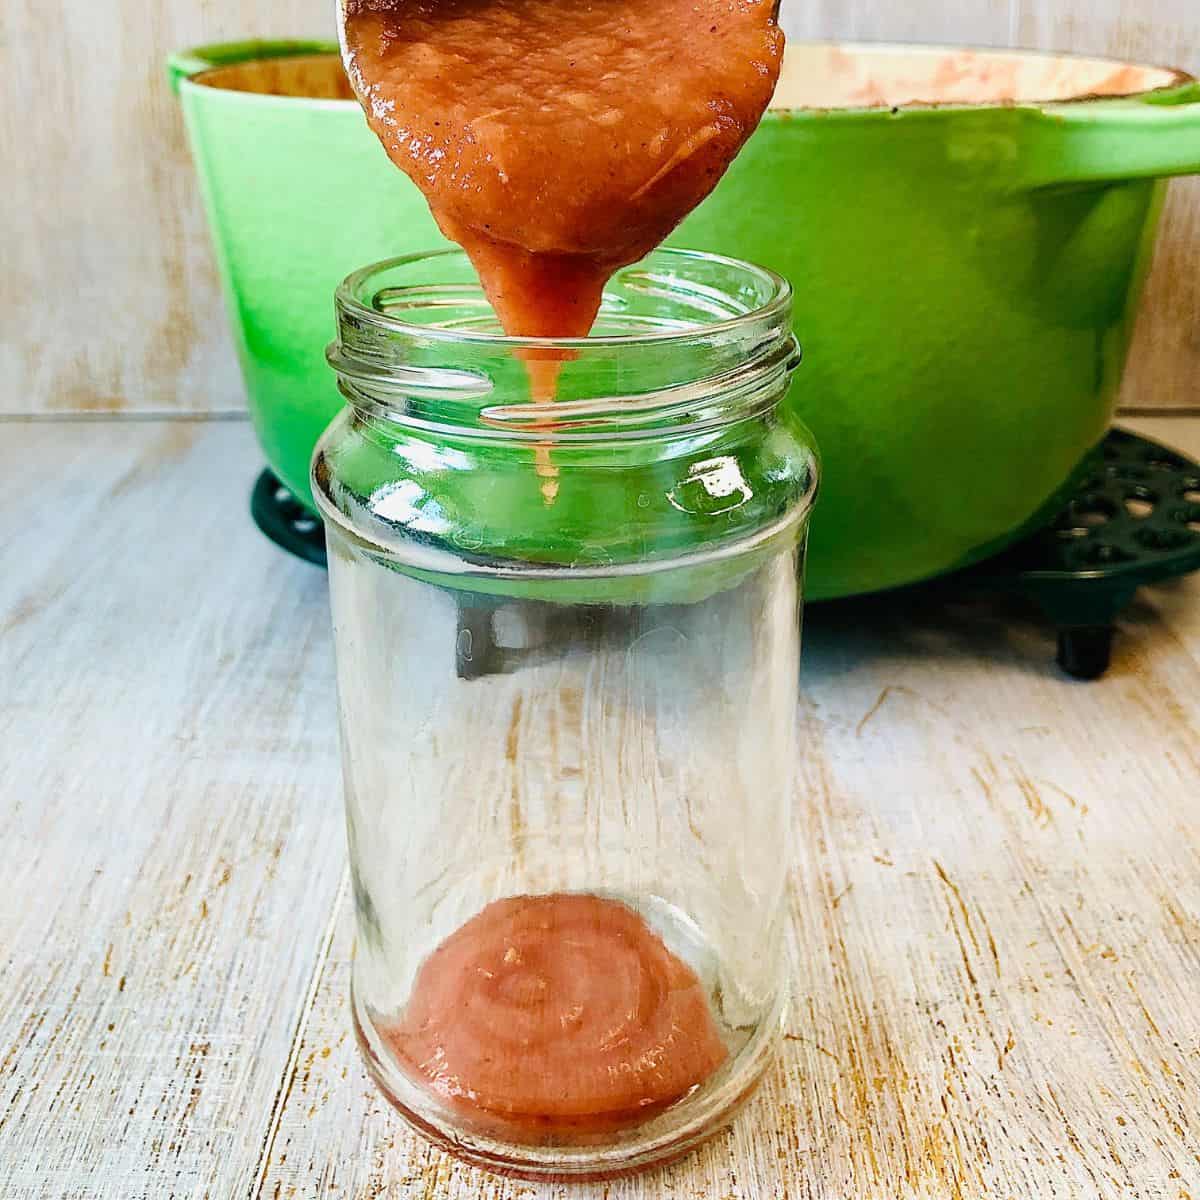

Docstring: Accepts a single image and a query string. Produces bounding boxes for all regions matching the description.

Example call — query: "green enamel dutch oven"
[169,40,1200,599]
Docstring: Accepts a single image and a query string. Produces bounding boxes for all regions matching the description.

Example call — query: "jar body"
[314,250,817,1178]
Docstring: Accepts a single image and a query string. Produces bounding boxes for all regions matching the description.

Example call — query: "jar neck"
[326,249,800,445]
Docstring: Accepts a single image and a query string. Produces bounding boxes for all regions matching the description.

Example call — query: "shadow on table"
[798,578,1173,685]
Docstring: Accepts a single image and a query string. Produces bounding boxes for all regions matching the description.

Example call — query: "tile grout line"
[251,865,350,1200]
[1119,407,1200,419]
[0,410,251,423]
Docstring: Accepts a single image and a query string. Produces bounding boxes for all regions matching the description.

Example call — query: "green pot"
[170,41,1200,599]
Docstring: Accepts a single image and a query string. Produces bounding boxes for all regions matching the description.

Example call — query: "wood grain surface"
[1,414,1198,1198]
[0,0,330,416]
[1,1,1197,416]
[0,418,345,1196]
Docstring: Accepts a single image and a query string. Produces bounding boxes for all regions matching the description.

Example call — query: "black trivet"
[250,427,1200,680]
[959,427,1200,679]
[250,470,327,567]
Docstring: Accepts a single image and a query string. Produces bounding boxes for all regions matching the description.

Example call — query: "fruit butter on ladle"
[334,0,787,338]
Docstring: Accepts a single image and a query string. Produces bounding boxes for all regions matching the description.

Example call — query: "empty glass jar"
[313,248,818,1179]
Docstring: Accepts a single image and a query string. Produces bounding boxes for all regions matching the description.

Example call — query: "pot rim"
[173,38,1197,116]
[772,41,1195,115]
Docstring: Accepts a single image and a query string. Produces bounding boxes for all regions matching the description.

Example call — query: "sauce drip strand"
[341,0,784,338]
[387,894,729,1134]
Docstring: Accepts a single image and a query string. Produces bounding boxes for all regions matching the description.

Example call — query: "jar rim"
[328,248,801,442]
[335,247,794,350]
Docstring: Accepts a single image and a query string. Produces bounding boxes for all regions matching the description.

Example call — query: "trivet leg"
[1056,626,1114,681]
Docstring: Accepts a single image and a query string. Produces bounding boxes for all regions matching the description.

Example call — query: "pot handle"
[166,39,339,94]
[1022,83,1200,188]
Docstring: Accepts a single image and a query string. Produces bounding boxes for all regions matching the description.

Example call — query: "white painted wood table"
[2,414,1198,1199]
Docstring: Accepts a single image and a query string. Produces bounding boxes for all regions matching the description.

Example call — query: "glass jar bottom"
[353,995,782,1180]
[351,896,787,1180]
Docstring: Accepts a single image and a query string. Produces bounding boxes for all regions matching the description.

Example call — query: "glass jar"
[313,248,818,1180]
